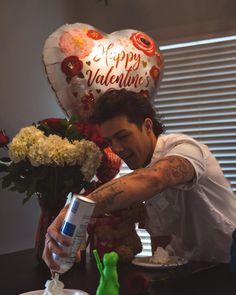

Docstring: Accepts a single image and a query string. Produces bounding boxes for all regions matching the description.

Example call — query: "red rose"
[149,65,160,81]
[87,30,103,40]
[61,56,83,77]
[130,32,156,57]
[40,118,64,132]
[77,123,108,149]
[96,147,122,183]
[125,271,150,294]
[0,129,9,147]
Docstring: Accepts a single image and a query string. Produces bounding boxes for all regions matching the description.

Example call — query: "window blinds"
[120,35,236,256]
[157,36,236,194]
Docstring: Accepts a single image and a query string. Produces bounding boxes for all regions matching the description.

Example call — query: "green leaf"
[37,124,52,136]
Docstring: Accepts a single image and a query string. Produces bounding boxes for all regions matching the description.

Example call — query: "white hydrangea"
[68,140,87,166]
[9,126,45,163]
[40,135,73,166]
[79,139,102,181]
[8,126,102,179]
[28,137,51,166]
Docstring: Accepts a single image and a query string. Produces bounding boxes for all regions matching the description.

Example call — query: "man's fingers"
[42,236,60,271]
[43,231,68,272]
[42,205,72,271]
[47,207,71,247]
[45,232,69,257]
[42,249,60,271]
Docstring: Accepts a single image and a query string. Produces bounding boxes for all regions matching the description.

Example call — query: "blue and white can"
[52,194,95,273]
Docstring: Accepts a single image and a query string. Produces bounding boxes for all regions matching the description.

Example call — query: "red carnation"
[61,55,83,77]
[0,129,9,147]
[40,118,64,132]
[87,29,103,40]
[125,271,150,294]
[149,65,160,81]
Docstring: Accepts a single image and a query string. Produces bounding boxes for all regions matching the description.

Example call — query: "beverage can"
[52,194,95,273]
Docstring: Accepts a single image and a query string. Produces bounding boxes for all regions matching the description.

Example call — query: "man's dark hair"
[90,89,165,137]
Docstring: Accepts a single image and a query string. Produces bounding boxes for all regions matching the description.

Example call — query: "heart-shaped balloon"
[43,23,163,122]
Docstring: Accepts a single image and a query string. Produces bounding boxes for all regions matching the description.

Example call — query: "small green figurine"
[93,249,120,295]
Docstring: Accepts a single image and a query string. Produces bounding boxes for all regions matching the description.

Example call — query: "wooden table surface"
[0,249,235,295]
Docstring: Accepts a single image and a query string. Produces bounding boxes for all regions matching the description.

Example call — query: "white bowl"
[20,289,89,295]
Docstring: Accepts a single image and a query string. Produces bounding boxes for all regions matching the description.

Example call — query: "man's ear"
[143,118,153,134]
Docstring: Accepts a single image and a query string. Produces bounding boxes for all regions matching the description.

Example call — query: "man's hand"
[42,205,82,271]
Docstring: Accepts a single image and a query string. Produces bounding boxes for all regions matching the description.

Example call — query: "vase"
[35,193,68,264]
[87,215,143,263]
[87,216,122,259]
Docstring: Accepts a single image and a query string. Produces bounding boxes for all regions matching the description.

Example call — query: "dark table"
[0,249,235,295]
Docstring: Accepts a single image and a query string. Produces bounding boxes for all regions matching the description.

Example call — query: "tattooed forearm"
[86,155,194,216]
[153,156,194,186]
[90,181,125,213]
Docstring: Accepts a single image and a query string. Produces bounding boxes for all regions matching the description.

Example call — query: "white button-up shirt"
[145,133,236,262]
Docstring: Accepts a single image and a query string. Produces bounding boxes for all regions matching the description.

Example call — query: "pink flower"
[59,29,94,59]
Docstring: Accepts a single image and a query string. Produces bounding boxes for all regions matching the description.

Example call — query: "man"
[43,89,236,271]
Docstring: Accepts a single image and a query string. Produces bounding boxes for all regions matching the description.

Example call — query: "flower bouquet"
[0,118,104,204]
[0,117,121,260]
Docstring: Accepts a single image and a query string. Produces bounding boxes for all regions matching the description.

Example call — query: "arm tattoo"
[90,181,125,210]
[153,156,194,185]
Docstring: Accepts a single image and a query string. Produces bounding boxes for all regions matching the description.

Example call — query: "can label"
[61,221,76,237]
[52,194,96,273]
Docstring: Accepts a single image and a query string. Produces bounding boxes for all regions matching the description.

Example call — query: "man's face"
[100,115,156,170]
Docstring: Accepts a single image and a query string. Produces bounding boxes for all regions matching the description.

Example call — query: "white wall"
[0,0,69,254]
[0,0,236,254]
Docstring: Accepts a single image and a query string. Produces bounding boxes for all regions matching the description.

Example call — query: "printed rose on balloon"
[43,23,163,122]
